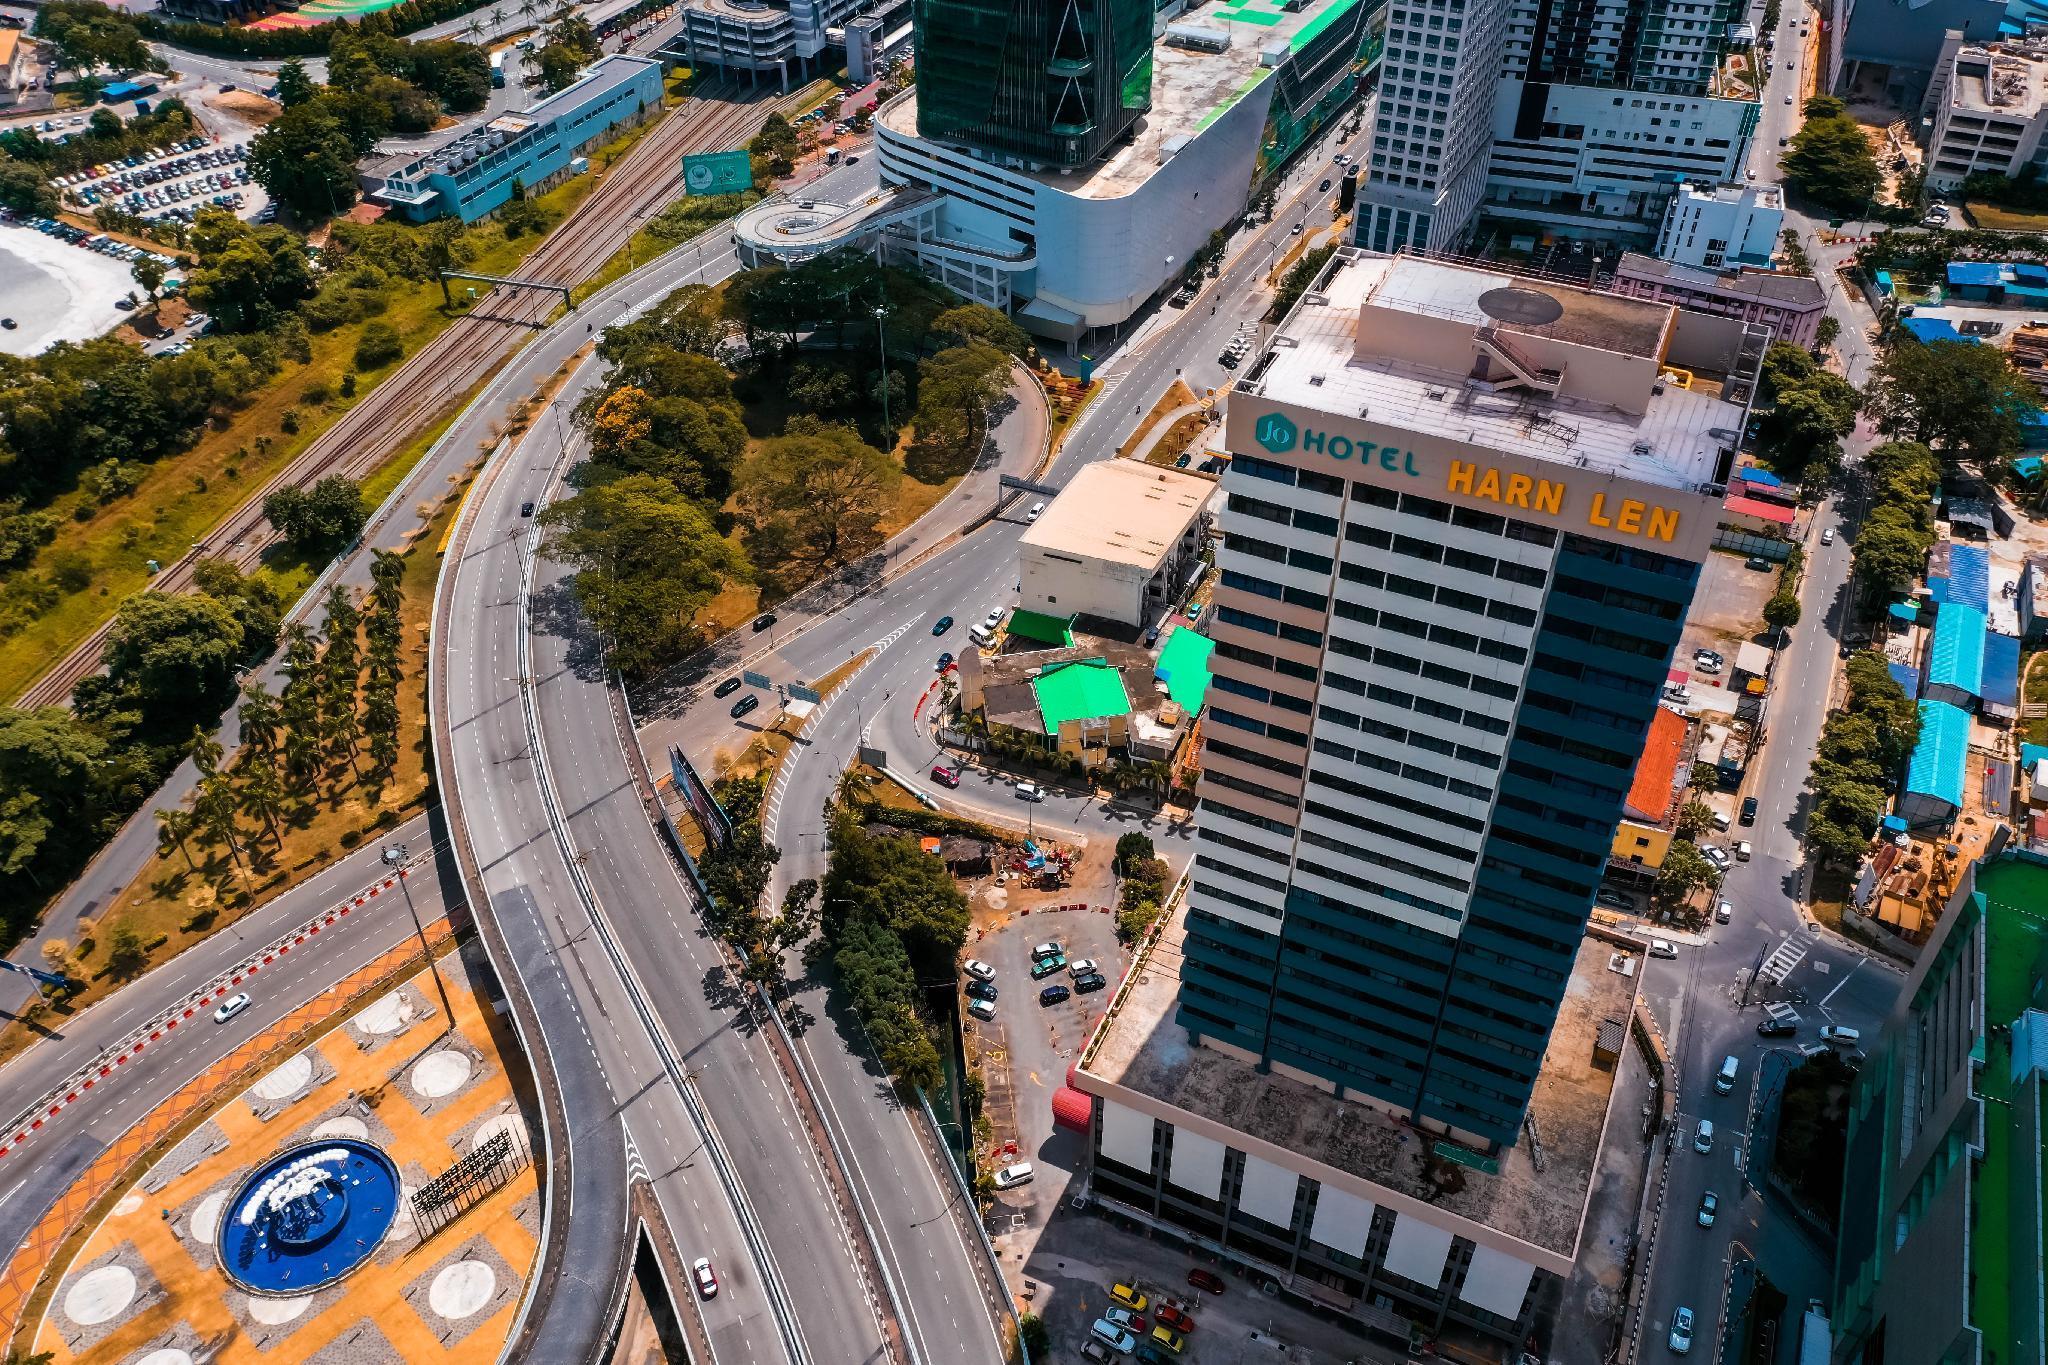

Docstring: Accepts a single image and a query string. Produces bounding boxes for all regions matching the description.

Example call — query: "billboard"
[683,149,753,197]
[668,745,734,849]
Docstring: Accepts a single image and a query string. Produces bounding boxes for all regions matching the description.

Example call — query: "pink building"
[1612,252,1827,349]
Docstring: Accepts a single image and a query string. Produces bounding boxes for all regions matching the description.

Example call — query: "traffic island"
[20,938,545,1365]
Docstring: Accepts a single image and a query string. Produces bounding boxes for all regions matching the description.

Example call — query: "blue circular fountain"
[217,1138,402,1295]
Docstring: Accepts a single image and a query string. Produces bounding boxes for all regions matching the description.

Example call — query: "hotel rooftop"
[1075,892,1639,1269]
[1243,250,1756,494]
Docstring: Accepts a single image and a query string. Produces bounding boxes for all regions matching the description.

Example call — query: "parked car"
[1106,1305,1148,1334]
[963,958,995,981]
[1111,1282,1150,1310]
[1757,1016,1798,1038]
[1068,957,1098,978]
[1015,781,1046,802]
[1702,845,1731,868]
[966,978,998,1002]
[1031,940,1063,961]
[1716,899,1733,924]
[1596,890,1632,910]
[1740,796,1758,825]
[1091,1321,1138,1355]
[930,763,961,787]
[993,1161,1035,1189]
[1746,555,1772,571]
[1156,1304,1195,1334]
[1030,954,1068,979]
[713,677,743,698]
[1648,938,1679,960]
[1149,1325,1186,1355]
[1075,973,1108,994]
[1185,1269,1225,1295]
[968,997,996,1021]
[1039,984,1071,1005]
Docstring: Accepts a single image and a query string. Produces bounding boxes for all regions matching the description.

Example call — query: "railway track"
[13,84,798,709]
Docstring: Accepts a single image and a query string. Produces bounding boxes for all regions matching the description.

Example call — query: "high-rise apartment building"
[911,0,1154,168]
[1177,250,1746,1150]
[1362,0,1755,252]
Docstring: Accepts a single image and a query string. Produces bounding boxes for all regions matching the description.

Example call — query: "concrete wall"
[1021,544,1151,626]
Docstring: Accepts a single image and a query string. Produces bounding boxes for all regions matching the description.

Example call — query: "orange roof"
[1623,706,1688,824]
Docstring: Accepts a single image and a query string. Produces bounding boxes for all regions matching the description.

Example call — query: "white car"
[1670,1305,1696,1354]
[1716,899,1733,924]
[1068,957,1098,978]
[1015,781,1046,802]
[963,958,996,981]
[213,992,252,1024]
[982,608,1004,630]
[1028,501,1045,521]
[1030,940,1064,961]
[1821,527,1835,544]
[992,1161,1035,1189]
[1702,845,1731,869]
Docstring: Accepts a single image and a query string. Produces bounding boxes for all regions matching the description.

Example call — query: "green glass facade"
[912,0,1153,167]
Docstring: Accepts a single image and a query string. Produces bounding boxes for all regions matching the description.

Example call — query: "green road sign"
[683,149,753,196]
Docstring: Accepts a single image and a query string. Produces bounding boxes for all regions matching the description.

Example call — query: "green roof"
[1971,854,2048,1365]
[1007,609,1077,648]
[1155,626,1213,713]
[1032,659,1132,734]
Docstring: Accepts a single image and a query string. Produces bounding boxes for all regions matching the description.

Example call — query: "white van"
[1712,810,1732,832]
[1820,1025,1861,1048]
[1735,840,1753,861]
[1715,1055,1740,1094]
[1648,938,1679,960]
[969,623,995,646]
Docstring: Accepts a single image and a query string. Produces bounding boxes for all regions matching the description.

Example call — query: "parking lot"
[55,136,263,225]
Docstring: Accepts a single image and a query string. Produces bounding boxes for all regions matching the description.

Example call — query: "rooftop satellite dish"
[1478,286,1565,326]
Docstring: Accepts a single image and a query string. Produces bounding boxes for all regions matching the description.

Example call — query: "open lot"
[1681,550,1776,661]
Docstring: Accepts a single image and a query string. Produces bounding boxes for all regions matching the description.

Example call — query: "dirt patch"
[1142,412,1212,467]
[1116,380,1199,459]
[205,89,280,127]
[1684,549,1777,651]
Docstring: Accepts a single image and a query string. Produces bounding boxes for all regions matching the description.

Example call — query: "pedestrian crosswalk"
[1759,939,1808,985]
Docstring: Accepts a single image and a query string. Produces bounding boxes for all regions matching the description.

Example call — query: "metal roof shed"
[1899,700,1971,828]
[1925,603,1987,708]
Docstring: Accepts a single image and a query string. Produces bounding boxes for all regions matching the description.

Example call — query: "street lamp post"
[385,843,455,1025]
[873,304,891,432]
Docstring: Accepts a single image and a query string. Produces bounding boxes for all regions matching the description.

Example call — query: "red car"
[692,1257,718,1298]
[1157,1304,1196,1333]
[930,764,961,788]
[1186,1267,1226,1295]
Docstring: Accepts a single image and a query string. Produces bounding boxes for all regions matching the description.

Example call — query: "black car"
[1318,178,1332,192]
[714,677,743,698]
[752,612,778,632]
[1740,796,1759,826]
[520,500,535,517]
[933,615,954,635]
[1074,973,1108,994]
[730,694,760,719]
[966,978,998,1002]
[1039,984,1071,1006]
[1757,1017,1797,1038]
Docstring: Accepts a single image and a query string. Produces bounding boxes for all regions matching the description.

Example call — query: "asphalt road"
[0,809,447,1257]
[1636,23,1902,1362]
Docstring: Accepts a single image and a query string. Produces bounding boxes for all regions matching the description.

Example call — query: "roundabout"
[216,1139,403,1297]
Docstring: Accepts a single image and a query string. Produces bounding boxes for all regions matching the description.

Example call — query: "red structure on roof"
[1624,706,1689,824]
[1723,495,1796,526]
[1051,1087,1094,1133]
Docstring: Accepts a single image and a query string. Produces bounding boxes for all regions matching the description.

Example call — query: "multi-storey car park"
[1068,248,1769,1349]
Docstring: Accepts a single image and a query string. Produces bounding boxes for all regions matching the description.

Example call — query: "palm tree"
[490,4,506,33]
[195,773,243,867]
[284,729,322,793]
[188,726,224,777]
[155,807,199,871]
[519,0,538,28]
[238,682,282,767]
[465,14,484,41]
[370,548,404,618]
[239,763,288,847]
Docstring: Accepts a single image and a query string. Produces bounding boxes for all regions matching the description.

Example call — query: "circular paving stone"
[190,1189,228,1245]
[427,1260,496,1319]
[63,1265,137,1326]
[410,1050,472,1099]
[312,1115,370,1141]
[353,991,409,1035]
[246,1294,311,1325]
[251,1053,313,1102]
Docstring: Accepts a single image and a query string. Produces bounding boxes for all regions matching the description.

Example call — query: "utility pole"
[385,844,455,1025]
[873,303,890,431]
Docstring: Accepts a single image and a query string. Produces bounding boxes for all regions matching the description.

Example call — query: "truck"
[490,50,507,87]
[826,146,841,166]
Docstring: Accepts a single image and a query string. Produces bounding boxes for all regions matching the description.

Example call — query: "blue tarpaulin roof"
[1889,598,1923,623]
[2023,456,2048,479]
[1983,631,2022,710]
[1947,261,2007,287]
[1930,542,1991,611]
[1929,604,1988,699]
[1888,661,1922,698]
[1905,700,1972,810]
[1735,466,1783,488]
[2023,743,2048,773]
[2016,262,2048,286]
[1882,814,1910,832]
[1900,317,1978,345]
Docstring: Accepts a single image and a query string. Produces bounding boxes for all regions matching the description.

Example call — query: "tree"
[541,474,749,673]
[155,805,198,871]
[748,111,799,177]
[97,591,249,731]
[1870,337,2040,462]
[1764,586,1803,632]
[1674,800,1715,842]
[930,304,1028,356]
[534,41,584,93]
[195,771,243,866]
[734,421,898,586]
[104,924,148,981]
[183,211,319,330]
[1018,1314,1051,1356]
[275,57,317,108]
[1814,314,1841,350]
[265,475,369,558]
[238,760,287,846]
[1114,832,1155,874]
[0,707,108,881]
[1654,840,1720,915]
[188,725,224,777]
[910,342,1011,472]
[355,319,404,370]
[130,255,165,306]
[1782,107,1882,212]
[238,680,282,766]
[249,97,371,220]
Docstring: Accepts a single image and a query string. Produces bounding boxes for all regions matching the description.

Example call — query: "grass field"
[0,480,465,1065]
[1,108,676,701]
[1964,201,2048,233]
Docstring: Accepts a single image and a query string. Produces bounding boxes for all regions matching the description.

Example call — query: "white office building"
[676,0,905,89]
[1924,34,2048,192]
[1652,181,1782,268]
[1361,0,1759,252]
